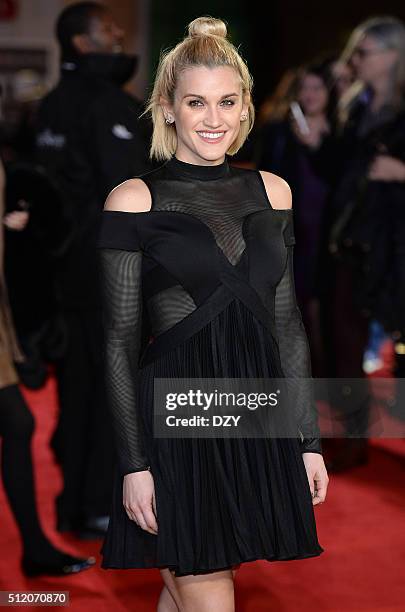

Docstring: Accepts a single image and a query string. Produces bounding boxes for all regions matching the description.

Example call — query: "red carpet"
[1,370,405,611]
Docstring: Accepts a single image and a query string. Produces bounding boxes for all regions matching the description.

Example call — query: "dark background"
[150,0,405,109]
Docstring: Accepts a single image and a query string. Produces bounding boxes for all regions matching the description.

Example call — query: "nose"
[203,105,223,128]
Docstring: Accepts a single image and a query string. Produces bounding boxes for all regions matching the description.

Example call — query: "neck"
[167,153,230,181]
[174,148,226,167]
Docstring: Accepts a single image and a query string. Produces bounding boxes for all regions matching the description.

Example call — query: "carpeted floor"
[0,368,404,611]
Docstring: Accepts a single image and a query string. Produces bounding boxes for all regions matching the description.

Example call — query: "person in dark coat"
[35,1,153,536]
[313,16,405,471]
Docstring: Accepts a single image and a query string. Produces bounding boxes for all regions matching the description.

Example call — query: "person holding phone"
[254,63,334,377]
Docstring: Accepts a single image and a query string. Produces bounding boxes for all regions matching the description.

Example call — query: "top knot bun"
[187,16,227,39]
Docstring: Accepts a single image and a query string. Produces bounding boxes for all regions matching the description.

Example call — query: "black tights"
[0,384,62,561]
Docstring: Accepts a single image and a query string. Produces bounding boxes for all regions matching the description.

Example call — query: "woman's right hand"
[3,210,30,231]
[123,471,158,535]
[290,114,329,150]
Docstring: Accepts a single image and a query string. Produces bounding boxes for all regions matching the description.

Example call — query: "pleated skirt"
[100,298,324,576]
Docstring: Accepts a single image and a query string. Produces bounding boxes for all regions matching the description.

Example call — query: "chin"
[192,137,234,160]
[189,144,223,160]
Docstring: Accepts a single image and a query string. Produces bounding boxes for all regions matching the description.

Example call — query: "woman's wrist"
[124,466,151,477]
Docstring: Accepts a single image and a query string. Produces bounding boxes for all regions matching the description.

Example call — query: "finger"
[141,507,158,534]
[152,489,157,517]
[4,219,22,230]
[313,483,327,504]
[314,482,328,504]
[137,509,156,534]
[305,468,314,495]
[134,510,150,532]
[124,506,139,524]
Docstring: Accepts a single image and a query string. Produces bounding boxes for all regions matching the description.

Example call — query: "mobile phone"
[290,101,310,135]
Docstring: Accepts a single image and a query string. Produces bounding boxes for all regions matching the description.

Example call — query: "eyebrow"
[182,93,239,100]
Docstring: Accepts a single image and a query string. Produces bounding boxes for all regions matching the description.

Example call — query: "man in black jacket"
[35,2,152,537]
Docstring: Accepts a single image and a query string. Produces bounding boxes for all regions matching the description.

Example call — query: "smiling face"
[160,65,249,166]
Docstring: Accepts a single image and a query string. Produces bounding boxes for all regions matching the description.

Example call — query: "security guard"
[35,2,153,537]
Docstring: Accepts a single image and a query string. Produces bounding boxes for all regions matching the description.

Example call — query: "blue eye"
[188,99,235,107]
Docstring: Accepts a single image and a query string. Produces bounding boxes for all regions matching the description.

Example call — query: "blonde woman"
[97,16,328,611]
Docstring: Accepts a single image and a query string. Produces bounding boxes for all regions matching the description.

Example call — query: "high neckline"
[166,154,230,181]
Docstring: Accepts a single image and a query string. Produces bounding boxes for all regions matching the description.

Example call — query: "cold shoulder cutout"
[257,170,293,210]
[103,178,152,213]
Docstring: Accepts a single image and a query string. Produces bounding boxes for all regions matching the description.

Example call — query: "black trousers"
[53,308,114,523]
[320,260,371,438]
[0,384,53,557]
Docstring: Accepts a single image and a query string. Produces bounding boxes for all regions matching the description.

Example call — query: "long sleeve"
[97,212,150,476]
[274,214,323,455]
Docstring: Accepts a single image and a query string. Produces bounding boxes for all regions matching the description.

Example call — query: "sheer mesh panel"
[147,284,197,337]
[274,245,322,455]
[153,195,264,266]
[98,247,151,476]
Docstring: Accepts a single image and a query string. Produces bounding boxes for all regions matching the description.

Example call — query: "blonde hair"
[141,16,255,161]
[339,15,405,124]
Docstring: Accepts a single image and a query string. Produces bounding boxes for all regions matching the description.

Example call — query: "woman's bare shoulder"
[103,178,152,213]
[258,170,292,210]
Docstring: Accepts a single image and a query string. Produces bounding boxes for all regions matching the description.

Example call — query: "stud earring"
[165,116,173,124]
[240,114,248,121]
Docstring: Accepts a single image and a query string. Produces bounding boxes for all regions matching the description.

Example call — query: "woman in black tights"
[0,159,95,577]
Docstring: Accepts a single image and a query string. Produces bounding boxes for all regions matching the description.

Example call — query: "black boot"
[21,550,96,577]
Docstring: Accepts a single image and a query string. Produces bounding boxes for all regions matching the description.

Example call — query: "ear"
[241,91,250,116]
[159,96,175,122]
[71,33,92,55]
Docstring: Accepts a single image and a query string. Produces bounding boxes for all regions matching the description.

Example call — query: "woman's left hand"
[368,154,405,182]
[302,452,329,506]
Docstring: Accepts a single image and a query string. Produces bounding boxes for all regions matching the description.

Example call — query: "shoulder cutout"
[104,178,152,213]
[258,170,292,210]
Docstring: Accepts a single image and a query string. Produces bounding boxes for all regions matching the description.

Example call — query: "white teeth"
[197,132,224,139]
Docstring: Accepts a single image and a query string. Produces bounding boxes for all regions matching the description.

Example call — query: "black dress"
[96,154,324,577]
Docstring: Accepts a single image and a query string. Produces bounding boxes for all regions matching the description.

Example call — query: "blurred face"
[297,73,329,116]
[330,61,354,97]
[161,65,249,166]
[74,10,124,55]
[350,34,398,85]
